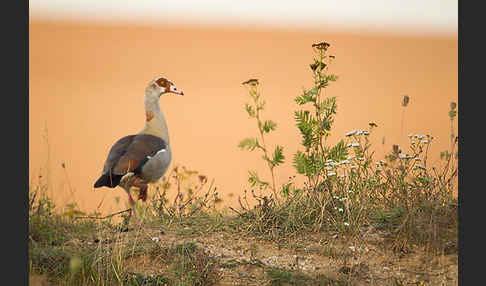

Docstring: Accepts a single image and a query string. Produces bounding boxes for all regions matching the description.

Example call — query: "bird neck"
[140,94,170,145]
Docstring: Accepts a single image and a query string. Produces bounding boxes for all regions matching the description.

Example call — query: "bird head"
[146,76,184,97]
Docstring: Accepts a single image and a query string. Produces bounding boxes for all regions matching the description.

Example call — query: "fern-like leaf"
[271,145,285,166]
[262,120,277,133]
[238,137,259,151]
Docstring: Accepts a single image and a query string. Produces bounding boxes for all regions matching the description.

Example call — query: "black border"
[6,0,29,283]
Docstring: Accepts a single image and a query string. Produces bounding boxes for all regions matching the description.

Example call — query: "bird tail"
[94,174,122,188]
[94,175,108,188]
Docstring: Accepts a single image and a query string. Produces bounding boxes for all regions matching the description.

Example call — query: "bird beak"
[170,90,184,96]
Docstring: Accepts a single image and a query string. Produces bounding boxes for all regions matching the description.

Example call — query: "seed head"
[402,95,410,107]
[312,42,331,51]
[242,79,259,87]
[450,102,457,111]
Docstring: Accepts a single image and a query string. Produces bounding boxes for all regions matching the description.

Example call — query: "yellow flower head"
[320,129,331,137]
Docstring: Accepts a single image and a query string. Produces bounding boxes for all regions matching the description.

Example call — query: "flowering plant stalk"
[238,79,285,199]
[293,42,346,193]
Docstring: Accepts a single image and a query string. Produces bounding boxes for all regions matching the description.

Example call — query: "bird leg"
[119,173,148,225]
[127,191,141,226]
[132,177,149,202]
[120,179,141,226]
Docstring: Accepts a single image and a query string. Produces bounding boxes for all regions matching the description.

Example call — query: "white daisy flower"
[341,159,351,164]
[414,157,421,161]
[338,208,344,212]
[328,161,340,167]
[358,157,365,161]
[363,131,370,135]
[345,130,357,137]
[344,222,350,226]
[347,142,360,147]
[422,140,429,144]
[328,171,336,176]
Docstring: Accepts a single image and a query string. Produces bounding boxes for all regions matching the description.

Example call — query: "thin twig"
[74,208,131,220]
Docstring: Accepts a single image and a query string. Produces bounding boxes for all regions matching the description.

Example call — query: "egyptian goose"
[94,76,183,225]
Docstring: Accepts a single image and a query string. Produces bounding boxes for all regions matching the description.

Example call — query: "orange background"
[29,20,457,215]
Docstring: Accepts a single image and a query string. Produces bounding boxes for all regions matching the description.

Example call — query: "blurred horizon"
[30,0,457,36]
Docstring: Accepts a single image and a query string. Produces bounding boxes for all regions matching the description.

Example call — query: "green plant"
[234,41,458,253]
[239,78,285,199]
[292,42,344,191]
[147,165,221,221]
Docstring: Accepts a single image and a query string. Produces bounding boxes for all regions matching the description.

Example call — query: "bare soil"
[114,223,457,285]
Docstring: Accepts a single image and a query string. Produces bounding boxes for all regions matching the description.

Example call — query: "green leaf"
[293,151,316,176]
[256,100,266,111]
[238,137,259,151]
[326,74,338,82]
[293,151,307,174]
[294,110,320,148]
[324,140,348,161]
[448,110,457,120]
[245,103,256,117]
[295,93,316,105]
[248,171,269,188]
[281,182,292,197]
[309,86,319,95]
[271,145,285,166]
[262,120,277,133]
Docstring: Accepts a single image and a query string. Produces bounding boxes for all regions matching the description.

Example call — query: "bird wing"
[102,134,167,176]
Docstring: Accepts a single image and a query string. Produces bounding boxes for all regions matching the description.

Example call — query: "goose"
[94,76,183,225]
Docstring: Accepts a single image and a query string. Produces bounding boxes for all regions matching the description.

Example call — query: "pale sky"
[30,0,457,35]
